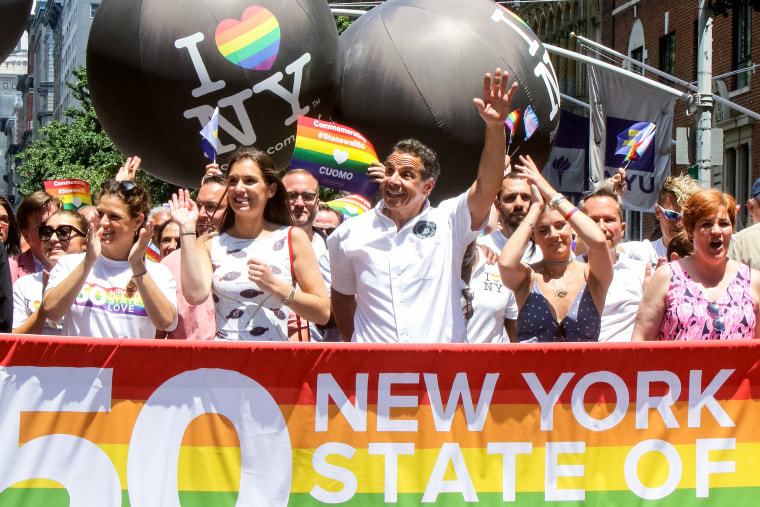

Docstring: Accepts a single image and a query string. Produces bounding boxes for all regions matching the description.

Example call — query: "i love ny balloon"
[0,0,32,63]
[335,0,561,202]
[87,0,339,187]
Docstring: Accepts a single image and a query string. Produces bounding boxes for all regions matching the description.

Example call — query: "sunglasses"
[707,302,726,333]
[555,322,567,342]
[101,179,137,194]
[39,224,86,242]
[314,226,337,237]
[287,191,318,204]
[657,204,682,221]
[462,288,474,320]
[196,200,221,215]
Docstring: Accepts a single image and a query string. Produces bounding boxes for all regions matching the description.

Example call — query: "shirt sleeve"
[327,225,357,296]
[444,191,482,246]
[147,262,179,332]
[44,253,80,295]
[12,276,33,329]
[504,289,519,320]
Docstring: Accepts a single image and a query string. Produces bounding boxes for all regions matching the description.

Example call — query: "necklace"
[555,289,568,298]
[543,257,573,266]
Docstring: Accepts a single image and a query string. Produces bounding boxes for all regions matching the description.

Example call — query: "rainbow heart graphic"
[215,6,280,70]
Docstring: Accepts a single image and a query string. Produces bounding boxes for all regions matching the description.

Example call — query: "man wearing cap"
[728,177,760,270]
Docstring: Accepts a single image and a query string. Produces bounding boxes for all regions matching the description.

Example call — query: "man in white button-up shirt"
[327,68,517,343]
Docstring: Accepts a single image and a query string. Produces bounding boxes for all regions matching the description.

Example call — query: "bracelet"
[520,221,534,230]
[181,232,196,237]
[564,206,579,221]
[548,193,566,209]
[133,270,148,278]
[281,287,296,307]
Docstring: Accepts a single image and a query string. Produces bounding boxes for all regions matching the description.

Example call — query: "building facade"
[604,0,759,230]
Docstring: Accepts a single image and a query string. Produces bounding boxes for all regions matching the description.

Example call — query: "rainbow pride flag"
[43,179,91,210]
[616,122,657,163]
[2,337,760,505]
[326,194,371,218]
[291,116,380,198]
[145,241,161,263]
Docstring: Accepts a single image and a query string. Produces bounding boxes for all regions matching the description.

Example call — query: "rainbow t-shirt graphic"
[75,283,147,317]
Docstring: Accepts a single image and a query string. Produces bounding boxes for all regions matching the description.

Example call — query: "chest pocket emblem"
[413,220,437,239]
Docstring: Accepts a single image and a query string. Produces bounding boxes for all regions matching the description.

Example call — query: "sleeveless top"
[518,276,601,342]
[660,261,755,341]
[210,228,292,341]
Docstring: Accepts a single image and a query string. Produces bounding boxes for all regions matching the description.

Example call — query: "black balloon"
[335,0,561,202]
[87,0,339,187]
[0,0,32,63]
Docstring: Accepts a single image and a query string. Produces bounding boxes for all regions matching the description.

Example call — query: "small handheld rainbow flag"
[200,107,219,163]
[43,179,92,210]
[505,110,520,145]
[325,194,371,218]
[523,105,539,141]
[290,116,379,199]
[615,121,656,163]
[145,241,161,263]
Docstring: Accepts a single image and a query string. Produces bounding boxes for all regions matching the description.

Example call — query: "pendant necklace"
[542,259,573,298]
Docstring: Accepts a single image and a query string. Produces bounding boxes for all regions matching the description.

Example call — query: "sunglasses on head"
[101,179,137,194]
[657,204,682,221]
[461,288,474,320]
[39,224,86,242]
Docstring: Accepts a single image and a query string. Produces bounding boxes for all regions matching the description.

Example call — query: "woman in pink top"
[633,189,760,340]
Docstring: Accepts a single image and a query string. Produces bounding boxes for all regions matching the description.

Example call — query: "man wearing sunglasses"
[282,169,337,341]
[621,175,701,266]
[159,172,228,340]
[10,191,62,282]
[194,173,228,236]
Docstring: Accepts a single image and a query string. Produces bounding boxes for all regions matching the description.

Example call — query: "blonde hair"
[659,175,702,207]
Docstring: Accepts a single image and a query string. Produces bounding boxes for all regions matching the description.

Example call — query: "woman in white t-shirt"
[13,209,88,334]
[170,146,329,341]
[43,180,178,338]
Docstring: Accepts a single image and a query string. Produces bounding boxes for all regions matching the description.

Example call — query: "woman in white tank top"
[170,146,330,341]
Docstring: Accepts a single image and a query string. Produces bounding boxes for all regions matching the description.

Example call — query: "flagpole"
[545,44,689,100]
[570,33,760,122]
[695,0,714,187]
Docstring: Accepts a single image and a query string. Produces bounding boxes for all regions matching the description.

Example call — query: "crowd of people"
[1,67,759,342]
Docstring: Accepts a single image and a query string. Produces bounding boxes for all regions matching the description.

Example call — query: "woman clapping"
[43,180,178,338]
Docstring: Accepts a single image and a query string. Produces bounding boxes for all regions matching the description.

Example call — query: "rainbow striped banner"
[43,179,92,210]
[291,116,380,198]
[2,337,760,505]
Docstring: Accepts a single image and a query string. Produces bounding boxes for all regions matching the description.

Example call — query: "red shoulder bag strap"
[288,227,309,342]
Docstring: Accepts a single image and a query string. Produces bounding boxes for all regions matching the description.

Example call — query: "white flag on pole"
[588,66,676,212]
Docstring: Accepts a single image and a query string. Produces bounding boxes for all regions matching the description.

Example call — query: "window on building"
[630,46,644,75]
[2,83,7,89]
[659,32,676,83]
[626,210,642,241]
[724,143,751,228]
[734,0,752,89]
[90,3,99,18]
